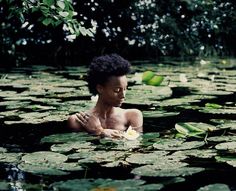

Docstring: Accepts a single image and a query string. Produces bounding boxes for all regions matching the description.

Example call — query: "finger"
[76,113,87,123]
[75,118,86,127]
[111,131,122,138]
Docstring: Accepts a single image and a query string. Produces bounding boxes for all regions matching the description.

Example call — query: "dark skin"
[68,75,143,138]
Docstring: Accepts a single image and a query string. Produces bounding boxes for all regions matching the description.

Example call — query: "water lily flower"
[123,126,140,140]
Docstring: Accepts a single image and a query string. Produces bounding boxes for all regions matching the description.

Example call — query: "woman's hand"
[75,112,122,138]
[101,129,122,138]
[75,112,103,135]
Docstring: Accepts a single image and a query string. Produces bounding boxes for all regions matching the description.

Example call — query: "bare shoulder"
[124,109,143,132]
[124,108,142,117]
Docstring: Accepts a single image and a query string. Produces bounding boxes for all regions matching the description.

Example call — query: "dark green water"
[0,60,236,190]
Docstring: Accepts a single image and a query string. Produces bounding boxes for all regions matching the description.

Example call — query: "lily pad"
[0,182,10,191]
[172,149,217,159]
[50,142,96,153]
[200,107,236,115]
[0,153,23,163]
[51,178,146,191]
[207,136,236,143]
[40,132,98,144]
[18,163,69,176]
[22,151,67,164]
[143,110,179,118]
[131,166,205,177]
[215,142,236,152]
[153,139,205,151]
[0,147,7,153]
[77,150,125,164]
[126,151,169,165]
[197,183,230,191]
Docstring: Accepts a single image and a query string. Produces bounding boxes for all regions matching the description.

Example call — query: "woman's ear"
[96,84,103,94]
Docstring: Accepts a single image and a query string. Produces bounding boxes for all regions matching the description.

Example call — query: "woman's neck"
[94,98,114,119]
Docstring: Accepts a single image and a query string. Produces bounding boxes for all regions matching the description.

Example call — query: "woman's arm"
[125,109,143,132]
[68,112,122,137]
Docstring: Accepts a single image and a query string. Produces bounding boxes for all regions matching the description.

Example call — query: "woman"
[68,54,143,138]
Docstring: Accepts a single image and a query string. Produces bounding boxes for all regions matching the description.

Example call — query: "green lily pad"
[217,123,236,130]
[0,181,10,190]
[146,75,164,86]
[158,97,200,107]
[126,151,169,165]
[132,166,204,177]
[51,178,146,191]
[197,184,230,191]
[0,153,23,163]
[215,155,236,163]
[142,71,155,82]
[22,151,67,164]
[153,139,205,151]
[172,149,217,159]
[101,160,129,168]
[143,110,179,118]
[18,163,69,176]
[207,136,236,143]
[77,150,125,164]
[205,103,223,109]
[67,149,95,160]
[50,142,96,153]
[0,147,7,153]
[215,142,236,152]
[40,132,98,144]
[19,112,49,119]
[200,107,236,115]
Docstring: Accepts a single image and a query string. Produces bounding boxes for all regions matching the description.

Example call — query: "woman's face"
[98,75,128,107]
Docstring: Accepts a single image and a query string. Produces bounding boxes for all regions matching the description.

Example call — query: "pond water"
[0,59,236,191]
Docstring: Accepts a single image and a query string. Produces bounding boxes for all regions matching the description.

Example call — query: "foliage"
[1,0,236,66]
[0,0,96,66]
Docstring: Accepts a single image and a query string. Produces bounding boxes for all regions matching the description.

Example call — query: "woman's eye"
[114,88,120,93]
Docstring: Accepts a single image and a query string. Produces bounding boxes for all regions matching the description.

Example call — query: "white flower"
[123,126,140,140]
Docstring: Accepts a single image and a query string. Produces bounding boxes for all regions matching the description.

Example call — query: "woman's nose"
[119,90,126,98]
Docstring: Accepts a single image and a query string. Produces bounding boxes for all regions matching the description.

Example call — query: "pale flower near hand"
[123,126,140,140]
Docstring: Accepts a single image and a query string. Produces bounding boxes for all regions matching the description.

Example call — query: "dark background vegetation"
[0,0,236,68]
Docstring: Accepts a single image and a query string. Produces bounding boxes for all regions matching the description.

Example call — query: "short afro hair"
[87,53,131,95]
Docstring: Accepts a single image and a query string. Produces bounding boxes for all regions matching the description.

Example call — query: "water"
[0,59,236,190]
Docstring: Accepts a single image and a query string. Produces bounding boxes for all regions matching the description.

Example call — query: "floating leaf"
[0,147,7,153]
[126,151,169,165]
[77,151,125,164]
[153,139,205,151]
[0,153,23,163]
[22,151,67,164]
[207,136,236,143]
[197,183,230,191]
[132,166,204,177]
[146,75,164,86]
[172,149,217,159]
[0,181,10,191]
[40,132,98,144]
[18,163,68,176]
[51,178,146,191]
[143,110,179,118]
[142,71,155,82]
[50,142,96,153]
[205,103,223,109]
[215,142,236,152]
